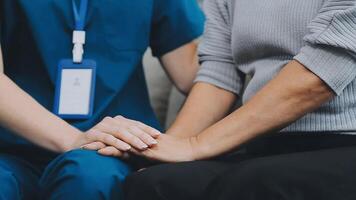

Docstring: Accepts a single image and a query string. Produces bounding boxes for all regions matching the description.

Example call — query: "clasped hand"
[72,116,197,163]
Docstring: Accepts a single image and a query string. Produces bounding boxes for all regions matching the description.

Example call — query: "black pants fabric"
[124,134,356,200]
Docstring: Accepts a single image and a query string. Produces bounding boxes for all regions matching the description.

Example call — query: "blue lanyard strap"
[72,0,88,30]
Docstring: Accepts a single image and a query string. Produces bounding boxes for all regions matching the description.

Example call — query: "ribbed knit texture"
[196,0,356,133]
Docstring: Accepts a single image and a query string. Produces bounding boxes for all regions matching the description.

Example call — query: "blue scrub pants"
[0,149,131,200]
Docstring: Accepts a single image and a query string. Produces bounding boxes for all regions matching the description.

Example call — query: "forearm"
[193,60,334,159]
[160,40,200,94]
[0,74,82,152]
[167,82,236,138]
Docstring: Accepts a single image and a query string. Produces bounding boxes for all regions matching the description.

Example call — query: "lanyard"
[53,0,95,120]
[71,0,89,63]
[72,0,88,30]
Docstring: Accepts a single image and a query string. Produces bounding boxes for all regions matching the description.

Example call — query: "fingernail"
[141,144,148,149]
[154,131,162,136]
[124,144,131,151]
[150,140,158,145]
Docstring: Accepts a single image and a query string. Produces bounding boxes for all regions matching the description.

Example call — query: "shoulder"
[204,0,236,23]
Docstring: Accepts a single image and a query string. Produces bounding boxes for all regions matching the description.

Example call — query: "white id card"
[54,59,96,119]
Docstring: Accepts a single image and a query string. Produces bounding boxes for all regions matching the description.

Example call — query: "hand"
[132,134,199,163]
[75,116,162,156]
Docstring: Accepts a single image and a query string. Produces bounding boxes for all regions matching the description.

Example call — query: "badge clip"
[72,30,86,63]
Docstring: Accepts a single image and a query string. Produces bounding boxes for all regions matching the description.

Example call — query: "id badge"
[53,59,96,119]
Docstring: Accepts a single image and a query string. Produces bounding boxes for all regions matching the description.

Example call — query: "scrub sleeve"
[150,0,205,57]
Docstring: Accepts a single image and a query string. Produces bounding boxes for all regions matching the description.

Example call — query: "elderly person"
[122,0,356,199]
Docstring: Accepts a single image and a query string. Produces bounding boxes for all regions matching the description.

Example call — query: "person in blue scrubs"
[0,0,204,199]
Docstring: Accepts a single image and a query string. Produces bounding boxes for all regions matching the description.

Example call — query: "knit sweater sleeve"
[294,0,356,95]
[194,0,244,95]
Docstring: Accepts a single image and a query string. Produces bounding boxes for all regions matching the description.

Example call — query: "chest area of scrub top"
[10,0,154,91]
[231,0,323,64]
[18,0,153,52]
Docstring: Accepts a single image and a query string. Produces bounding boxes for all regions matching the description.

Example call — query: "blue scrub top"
[0,0,204,159]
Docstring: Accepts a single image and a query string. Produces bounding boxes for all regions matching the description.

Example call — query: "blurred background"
[144,0,204,129]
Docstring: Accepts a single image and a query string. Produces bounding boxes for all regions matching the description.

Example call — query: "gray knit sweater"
[196,0,356,133]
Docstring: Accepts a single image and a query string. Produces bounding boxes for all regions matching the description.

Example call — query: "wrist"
[189,136,211,160]
[56,131,83,153]
[166,127,186,138]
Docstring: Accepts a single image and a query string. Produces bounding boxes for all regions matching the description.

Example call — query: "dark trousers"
[124,133,356,200]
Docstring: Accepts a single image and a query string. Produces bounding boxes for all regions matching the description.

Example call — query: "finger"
[115,128,149,150]
[115,116,161,138]
[129,148,156,161]
[81,141,106,150]
[98,120,149,150]
[98,146,123,157]
[127,119,162,138]
[128,126,158,147]
[140,149,156,161]
[86,130,131,151]
[129,148,143,156]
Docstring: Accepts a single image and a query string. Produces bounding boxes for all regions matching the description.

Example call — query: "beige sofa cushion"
[143,49,186,129]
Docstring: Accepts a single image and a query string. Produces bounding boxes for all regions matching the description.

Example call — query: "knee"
[41,149,131,199]
[58,149,131,183]
[236,161,279,188]
[124,168,160,200]
[124,165,172,200]
[212,159,288,200]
